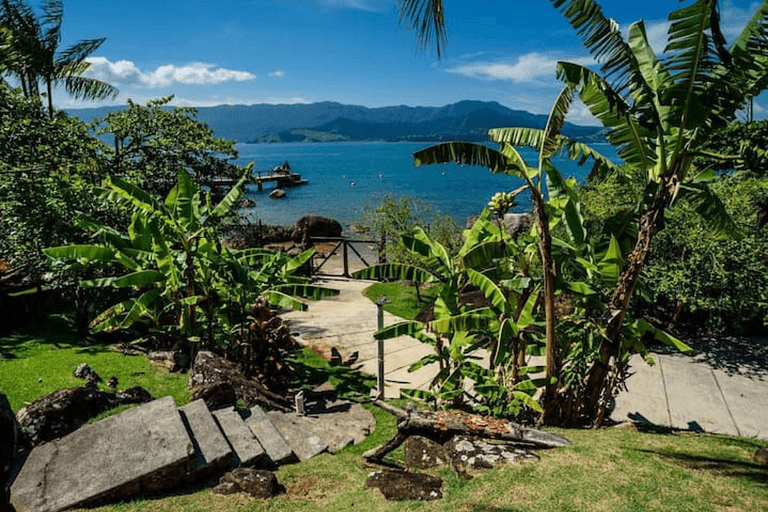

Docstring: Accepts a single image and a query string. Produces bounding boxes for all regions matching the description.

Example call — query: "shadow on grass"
[0,311,113,357]
[638,448,768,484]
[290,349,376,401]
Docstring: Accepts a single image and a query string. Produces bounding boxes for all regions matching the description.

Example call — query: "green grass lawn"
[3,309,767,512]
[0,312,191,412]
[83,419,767,512]
[362,281,439,320]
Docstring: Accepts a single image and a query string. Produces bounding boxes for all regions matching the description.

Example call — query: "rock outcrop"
[16,385,153,445]
[291,215,342,244]
[212,468,284,498]
[365,470,444,501]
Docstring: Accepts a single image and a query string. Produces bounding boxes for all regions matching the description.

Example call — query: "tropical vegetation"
[394,0,768,426]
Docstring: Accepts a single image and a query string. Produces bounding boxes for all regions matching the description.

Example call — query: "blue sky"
[46,0,767,125]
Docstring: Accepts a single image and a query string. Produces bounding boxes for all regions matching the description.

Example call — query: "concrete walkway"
[281,277,438,399]
[282,276,768,440]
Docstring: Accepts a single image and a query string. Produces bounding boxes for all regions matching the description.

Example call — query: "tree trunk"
[532,191,558,423]
[363,401,571,463]
[585,176,676,424]
[46,79,54,119]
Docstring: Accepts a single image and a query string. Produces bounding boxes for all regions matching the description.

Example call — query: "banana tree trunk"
[586,175,676,424]
[531,190,558,422]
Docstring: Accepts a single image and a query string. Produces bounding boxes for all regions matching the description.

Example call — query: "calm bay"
[235,141,617,231]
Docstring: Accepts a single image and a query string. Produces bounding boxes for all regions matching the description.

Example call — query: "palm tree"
[0,0,117,117]
[398,0,768,424]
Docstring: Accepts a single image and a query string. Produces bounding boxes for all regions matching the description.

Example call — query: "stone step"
[11,396,195,512]
[245,406,296,466]
[212,407,265,467]
[178,399,233,478]
[266,411,328,461]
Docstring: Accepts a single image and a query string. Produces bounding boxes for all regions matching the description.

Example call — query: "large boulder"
[188,351,289,411]
[0,393,18,510]
[403,435,448,470]
[16,385,153,445]
[212,468,284,498]
[365,470,444,501]
[443,435,540,478]
[290,215,343,244]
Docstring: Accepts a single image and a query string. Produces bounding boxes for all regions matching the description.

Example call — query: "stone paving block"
[212,407,265,467]
[10,396,194,512]
[710,368,768,439]
[611,354,670,427]
[266,411,328,461]
[245,406,296,466]
[179,399,233,476]
[661,354,739,436]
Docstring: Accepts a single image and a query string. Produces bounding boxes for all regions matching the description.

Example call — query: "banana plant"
[45,166,337,349]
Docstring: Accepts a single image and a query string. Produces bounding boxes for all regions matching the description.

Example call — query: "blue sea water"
[235,141,618,230]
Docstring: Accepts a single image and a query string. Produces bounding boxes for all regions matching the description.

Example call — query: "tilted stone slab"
[212,407,265,467]
[245,406,296,466]
[266,412,328,461]
[10,396,195,512]
[179,399,233,477]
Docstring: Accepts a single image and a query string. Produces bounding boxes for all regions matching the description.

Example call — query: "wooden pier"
[253,170,308,191]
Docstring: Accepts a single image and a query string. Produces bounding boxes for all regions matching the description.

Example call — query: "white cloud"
[269,70,285,77]
[446,52,594,83]
[83,57,256,88]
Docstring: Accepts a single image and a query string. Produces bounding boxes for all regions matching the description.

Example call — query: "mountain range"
[68,100,605,144]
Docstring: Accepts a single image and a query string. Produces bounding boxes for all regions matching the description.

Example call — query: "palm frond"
[62,74,118,101]
[557,62,656,173]
[397,0,446,58]
[413,141,507,172]
[56,37,104,65]
[550,0,634,91]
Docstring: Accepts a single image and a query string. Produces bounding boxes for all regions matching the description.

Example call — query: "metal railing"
[308,237,384,277]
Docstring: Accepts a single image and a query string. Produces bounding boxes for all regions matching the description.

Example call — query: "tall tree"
[0,0,118,117]
[397,0,768,424]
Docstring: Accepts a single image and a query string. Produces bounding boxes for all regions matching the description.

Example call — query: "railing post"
[343,240,350,277]
[375,297,391,400]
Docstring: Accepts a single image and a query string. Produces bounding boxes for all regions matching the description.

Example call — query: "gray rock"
[266,411,327,461]
[188,351,288,411]
[179,399,233,477]
[365,470,444,501]
[404,435,447,469]
[1,393,18,511]
[443,435,539,478]
[754,446,768,466]
[212,407,265,467]
[291,215,342,243]
[73,363,102,382]
[10,396,195,512]
[15,385,153,445]
[269,188,286,199]
[212,468,283,498]
[245,406,296,466]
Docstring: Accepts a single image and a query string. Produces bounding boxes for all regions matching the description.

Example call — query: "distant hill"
[67,100,605,144]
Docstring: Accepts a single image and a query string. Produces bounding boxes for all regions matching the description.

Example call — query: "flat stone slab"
[179,399,233,476]
[266,412,328,461]
[245,406,296,466]
[212,407,265,467]
[10,396,195,512]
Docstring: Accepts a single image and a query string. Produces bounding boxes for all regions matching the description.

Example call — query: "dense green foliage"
[94,96,242,201]
[44,169,337,351]
[0,85,108,283]
[357,194,461,264]
[698,121,768,177]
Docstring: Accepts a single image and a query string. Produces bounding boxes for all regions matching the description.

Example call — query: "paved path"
[282,277,768,440]
[282,277,438,399]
